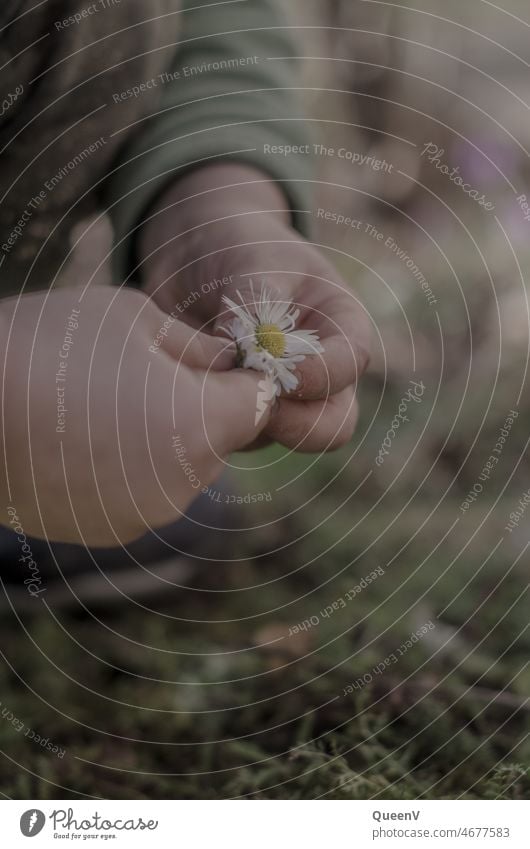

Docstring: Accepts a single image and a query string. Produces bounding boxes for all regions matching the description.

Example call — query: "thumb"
[157,319,236,371]
[201,368,277,455]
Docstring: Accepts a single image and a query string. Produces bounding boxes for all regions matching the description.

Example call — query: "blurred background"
[1,0,528,799]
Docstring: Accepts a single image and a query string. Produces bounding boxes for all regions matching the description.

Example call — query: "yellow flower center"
[255,323,286,358]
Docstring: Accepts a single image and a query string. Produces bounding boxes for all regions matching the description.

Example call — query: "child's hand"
[0,286,269,545]
[141,164,371,452]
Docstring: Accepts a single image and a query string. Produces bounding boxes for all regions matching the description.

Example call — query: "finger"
[281,280,372,402]
[266,386,359,452]
[201,369,277,455]
[285,331,369,401]
[156,319,236,370]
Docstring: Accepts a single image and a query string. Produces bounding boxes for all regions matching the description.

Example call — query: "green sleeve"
[104,0,312,283]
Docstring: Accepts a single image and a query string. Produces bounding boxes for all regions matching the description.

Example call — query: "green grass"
[0,383,528,799]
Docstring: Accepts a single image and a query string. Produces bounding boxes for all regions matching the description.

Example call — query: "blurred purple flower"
[451,139,518,187]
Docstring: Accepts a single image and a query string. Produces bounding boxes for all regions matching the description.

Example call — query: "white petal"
[277,312,296,332]
[244,348,275,373]
[285,330,323,356]
[274,361,299,392]
[256,292,278,325]
[222,295,257,330]
[225,317,252,343]
[282,354,306,366]
[268,299,290,325]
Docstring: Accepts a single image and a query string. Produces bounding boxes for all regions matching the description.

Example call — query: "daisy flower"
[221,281,323,394]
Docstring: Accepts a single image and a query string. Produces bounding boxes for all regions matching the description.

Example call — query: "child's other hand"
[141,164,371,452]
[0,286,269,545]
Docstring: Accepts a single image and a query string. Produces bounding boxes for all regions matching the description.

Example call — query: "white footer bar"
[3,799,528,848]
